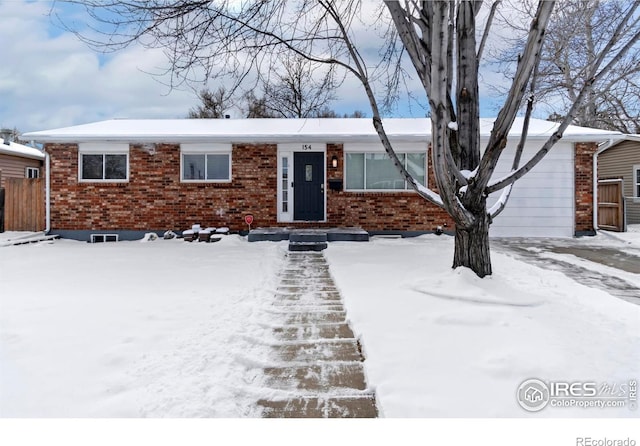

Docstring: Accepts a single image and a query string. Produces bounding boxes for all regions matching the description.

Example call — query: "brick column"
[574,142,598,236]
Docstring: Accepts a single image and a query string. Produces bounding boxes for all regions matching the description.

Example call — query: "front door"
[293,152,324,221]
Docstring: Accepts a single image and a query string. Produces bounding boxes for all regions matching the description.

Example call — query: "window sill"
[345,189,418,194]
[181,180,232,184]
[79,179,129,183]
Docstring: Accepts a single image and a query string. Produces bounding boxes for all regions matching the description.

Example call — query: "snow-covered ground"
[325,235,639,417]
[0,231,638,418]
[0,235,284,417]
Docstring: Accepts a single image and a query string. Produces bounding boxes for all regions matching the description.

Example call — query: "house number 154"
[302,144,312,150]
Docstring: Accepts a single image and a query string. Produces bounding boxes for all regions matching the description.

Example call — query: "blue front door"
[293,152,324,221]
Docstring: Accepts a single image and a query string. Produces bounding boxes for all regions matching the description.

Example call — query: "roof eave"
[0,146,45,160]
[30,134,431,144]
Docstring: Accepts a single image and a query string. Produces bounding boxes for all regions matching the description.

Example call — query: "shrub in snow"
[141,233,158,242]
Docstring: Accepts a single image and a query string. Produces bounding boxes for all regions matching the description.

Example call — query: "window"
[345,152,426,191]
[90,234,119,243]
[79,153,128,181]
[25,167,39,179]
[181,147,231,182]
[281,157,289,212]
[634,164,640,198]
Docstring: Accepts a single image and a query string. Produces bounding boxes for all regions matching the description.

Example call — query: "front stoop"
[248,228,370,247]
[251,252,378,418]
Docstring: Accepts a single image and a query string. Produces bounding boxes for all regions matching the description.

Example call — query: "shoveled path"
[254,251,378,417]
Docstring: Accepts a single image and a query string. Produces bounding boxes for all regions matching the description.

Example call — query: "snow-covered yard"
[0,235,283,417]
[0,231,638,417]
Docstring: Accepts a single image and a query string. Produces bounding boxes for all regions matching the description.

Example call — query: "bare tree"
[188,87,231,118]
[55,0,640,277]
[261,54,338,118]
[491,0,640,133]
[242,91,276,118]
[304,108,368,118]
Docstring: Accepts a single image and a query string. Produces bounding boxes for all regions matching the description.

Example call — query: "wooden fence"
[597,179,624,232]
[1,177,45,232]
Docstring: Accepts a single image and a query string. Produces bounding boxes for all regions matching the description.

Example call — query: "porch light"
[331,155,338,168]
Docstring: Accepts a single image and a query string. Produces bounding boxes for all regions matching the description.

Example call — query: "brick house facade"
[25,118,618,240]
[44,141,453,235]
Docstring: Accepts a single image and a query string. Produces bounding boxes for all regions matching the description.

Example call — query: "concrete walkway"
[494,239,640,305]
[253,251,378,417]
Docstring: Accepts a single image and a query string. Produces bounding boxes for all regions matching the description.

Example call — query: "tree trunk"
[453,209,492,278]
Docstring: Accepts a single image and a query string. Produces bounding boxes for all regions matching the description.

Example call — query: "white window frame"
[343,142,428,192]
[634,164,640,199]
[90,234,119,243]
[25,167,39,179]
[180,143,232,183]
[78,143,130,183]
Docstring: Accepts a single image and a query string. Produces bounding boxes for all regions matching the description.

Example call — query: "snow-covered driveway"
[493,235,640,305]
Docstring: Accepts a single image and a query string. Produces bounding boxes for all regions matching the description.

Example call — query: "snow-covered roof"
[0,138,45,160]
[23,117,623,144]
[598,134,640,154]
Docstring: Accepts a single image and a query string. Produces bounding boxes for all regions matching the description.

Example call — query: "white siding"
[487,141,574,237]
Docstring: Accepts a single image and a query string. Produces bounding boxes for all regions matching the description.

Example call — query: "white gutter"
[44,151,50,234]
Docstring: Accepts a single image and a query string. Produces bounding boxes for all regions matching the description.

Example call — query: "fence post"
[0,187,5,233]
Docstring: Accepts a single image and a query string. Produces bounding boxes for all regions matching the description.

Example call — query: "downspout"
[593,139,614,232]
[45,150,50,234]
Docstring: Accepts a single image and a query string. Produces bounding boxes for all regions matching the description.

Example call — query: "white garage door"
[487,140,575,237]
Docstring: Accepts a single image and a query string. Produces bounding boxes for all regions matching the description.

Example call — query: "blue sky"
[1,0,518,133]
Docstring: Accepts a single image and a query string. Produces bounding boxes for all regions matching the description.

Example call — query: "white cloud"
[0,0,197,132]
[0,1,522,133]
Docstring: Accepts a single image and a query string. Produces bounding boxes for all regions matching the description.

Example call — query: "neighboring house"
[23,118,621,241]
[597,135,640,229]
[0,135,44,188]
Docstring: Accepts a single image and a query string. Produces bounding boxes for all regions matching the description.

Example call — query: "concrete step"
[262,363,368,391]
[247,228,291,242]
[269,311,347,325]
[288,241,328,252]
[289,232,328,243]
[271,324,356,341]
[326,228,370,242]
[279,271,331,280]
[275,291,342,301]
[286,252,325,260]
[272,303,345,311]
[257,395,378,418]
[269,340,362,362]
[278,277,334,286]
[276,285,337,294]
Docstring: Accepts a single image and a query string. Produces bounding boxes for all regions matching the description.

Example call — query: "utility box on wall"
[328,179,343,191]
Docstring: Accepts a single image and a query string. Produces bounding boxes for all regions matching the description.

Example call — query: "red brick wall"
[326,144,453,231]
[46,143,278,231]
[574,142,597,234]
[46,142,452,233]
